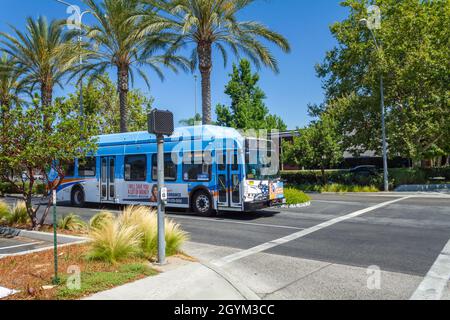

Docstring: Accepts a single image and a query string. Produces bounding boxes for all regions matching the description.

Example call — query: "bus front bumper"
[244,198,286,212]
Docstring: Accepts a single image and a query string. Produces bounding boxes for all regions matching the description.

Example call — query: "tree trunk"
[41,83,53,131]
[197,41,212,125]
[321,167,327,186]
[118,65,129,133]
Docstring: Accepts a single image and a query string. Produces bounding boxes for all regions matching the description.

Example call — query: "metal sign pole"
[52,190,60,285]
[157,134,166,265]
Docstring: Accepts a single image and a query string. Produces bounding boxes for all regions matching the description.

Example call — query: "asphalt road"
[2,193,450,300]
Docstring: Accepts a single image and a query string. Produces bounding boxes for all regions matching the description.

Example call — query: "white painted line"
[410,240,450,300]
[171,215,305,231]
[211,196,413,267]
[0,241,43,251]
[0,286,18,299]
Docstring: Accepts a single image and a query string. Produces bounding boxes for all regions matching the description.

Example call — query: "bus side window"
[62,160,75,177]
[152,153,177,181]
[124,155,147,182]
[78,157,96,177]
[183,152,212,182]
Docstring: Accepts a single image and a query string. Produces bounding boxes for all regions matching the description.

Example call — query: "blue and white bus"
[56,125,285,216]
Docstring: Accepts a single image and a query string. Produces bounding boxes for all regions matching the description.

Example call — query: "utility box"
[148,109,174,136]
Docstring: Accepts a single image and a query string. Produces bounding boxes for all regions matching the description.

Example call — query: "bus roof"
[96,125,244,147]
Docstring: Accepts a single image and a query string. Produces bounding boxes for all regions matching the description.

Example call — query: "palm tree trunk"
[198,41,212,125]
[118,65,129,133]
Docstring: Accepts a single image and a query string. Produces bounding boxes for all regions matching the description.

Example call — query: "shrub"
[86,218,142,264]
[0,200,10,223]
[8,200,30,225]
[0,182,15,196]
[89,211,115,230]
[58,214,87,232]
[284,188,311,205]
[282,168,450,189]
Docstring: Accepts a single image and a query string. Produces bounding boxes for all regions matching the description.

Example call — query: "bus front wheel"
[192,190,215,217]
[71,187,85,208]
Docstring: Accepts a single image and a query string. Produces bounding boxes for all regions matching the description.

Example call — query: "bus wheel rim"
[196,195,210,212]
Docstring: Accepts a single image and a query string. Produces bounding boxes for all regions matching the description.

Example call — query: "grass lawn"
[0,244,158,300]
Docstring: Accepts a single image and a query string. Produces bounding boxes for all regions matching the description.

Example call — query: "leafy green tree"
[0,99,98,230]
[316,0,450,165]
[80,0,188,133]
[140,0,291,125]
[0,16,79,128]
[59,75,153,134]
[283,114,343,184]
[179,113,202,126]
[216,59,287,131]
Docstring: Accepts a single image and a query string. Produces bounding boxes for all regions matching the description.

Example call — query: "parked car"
[349,165,378,176]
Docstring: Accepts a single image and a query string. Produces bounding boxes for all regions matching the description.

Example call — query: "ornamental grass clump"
[58,214,87,232]
[0,200,10,223]
[87,206,188,263]
[119,206,189,259]
[86,218,142,264]
[89,211,115,230]
[8,200,29,225]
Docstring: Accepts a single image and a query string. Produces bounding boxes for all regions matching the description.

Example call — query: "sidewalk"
[85,256,255,300]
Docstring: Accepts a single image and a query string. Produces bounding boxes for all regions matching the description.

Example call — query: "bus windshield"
[245,139,280,180]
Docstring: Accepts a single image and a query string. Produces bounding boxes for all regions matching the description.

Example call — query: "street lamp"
[54,0,92,128]
[360,18,389,192]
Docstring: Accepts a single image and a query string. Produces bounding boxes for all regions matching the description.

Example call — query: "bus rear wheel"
[192,190,215,217]
[71,187,85,208]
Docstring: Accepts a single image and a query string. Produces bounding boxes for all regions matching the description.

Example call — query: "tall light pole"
[194,74,198,122]
[54,0,91,128]
[360,18,389,192]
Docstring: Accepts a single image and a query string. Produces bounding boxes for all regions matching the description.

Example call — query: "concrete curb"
[199,260,261,300]
[0,226,88,244]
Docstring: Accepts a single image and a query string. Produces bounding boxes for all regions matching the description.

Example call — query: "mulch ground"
[0,244,153,300]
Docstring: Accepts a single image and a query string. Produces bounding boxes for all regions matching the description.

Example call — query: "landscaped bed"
[0,205,190,300]
[0,244,158,300]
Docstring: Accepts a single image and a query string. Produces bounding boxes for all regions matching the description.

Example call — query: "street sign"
[148,109,174,136]
[160,187,168,202]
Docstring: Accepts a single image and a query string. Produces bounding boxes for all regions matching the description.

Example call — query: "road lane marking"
[410,239,450,300]
[0,241,43,251]
[170,215,306,231]
[211,196,413,267]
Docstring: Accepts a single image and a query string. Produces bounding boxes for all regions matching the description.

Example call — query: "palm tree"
[80,0,188,133]
[0,53,25,120]
[139,0,291,125]
[0,16,79,127]
[179,113,202,126]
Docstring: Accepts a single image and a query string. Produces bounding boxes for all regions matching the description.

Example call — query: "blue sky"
[0,0,348,129]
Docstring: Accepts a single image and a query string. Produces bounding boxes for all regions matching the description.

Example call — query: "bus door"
[216,150,242,209]
[100,156,116,203]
